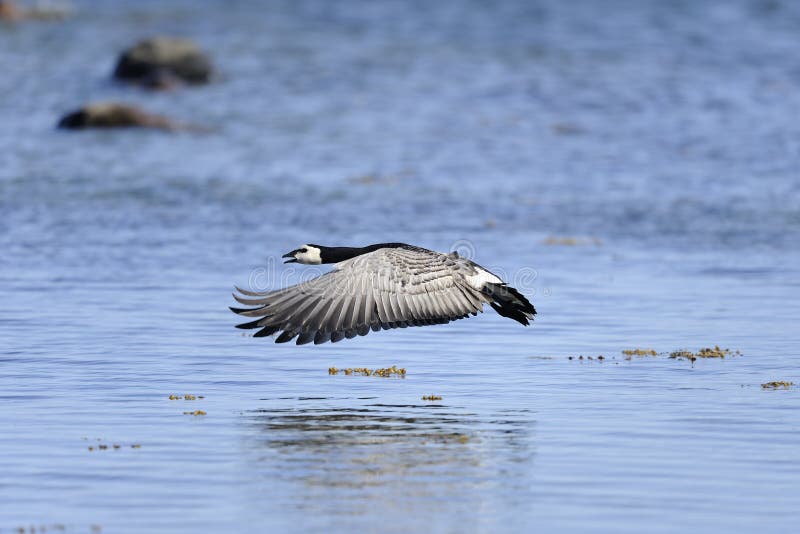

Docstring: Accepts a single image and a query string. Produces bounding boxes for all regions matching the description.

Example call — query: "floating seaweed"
[761,381,793,389]
[422,395,443,401]
[169,394,203,400]
[669,350,696,362]
[183,410,207,416]
[622,348,658,359]
[328,365,406,378]
[13,524,69,534]
[563,346,743,363]
[697,346,738,358]
[87,439,141,452]
[669,346,739,362]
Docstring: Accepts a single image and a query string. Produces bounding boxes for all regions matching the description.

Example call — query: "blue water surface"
[1,1,799,532]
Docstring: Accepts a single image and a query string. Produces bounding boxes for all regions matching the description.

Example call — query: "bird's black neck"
[313,243,409,264]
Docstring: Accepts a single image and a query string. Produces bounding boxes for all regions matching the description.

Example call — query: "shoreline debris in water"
[761,381,793,389]
[328,365,406,378]
[422,395,443,401]
[183,410,207,416]
[169,394,204,400]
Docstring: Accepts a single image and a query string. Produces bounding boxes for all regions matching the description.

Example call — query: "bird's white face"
[284,244,322,265]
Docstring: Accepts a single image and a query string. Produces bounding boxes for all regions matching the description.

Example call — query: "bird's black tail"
[483,283,537,326]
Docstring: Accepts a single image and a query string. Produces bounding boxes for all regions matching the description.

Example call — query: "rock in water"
[1,0,71,22]
[57,102,177,130]
[0,0,21,21]
[113,37,212,86]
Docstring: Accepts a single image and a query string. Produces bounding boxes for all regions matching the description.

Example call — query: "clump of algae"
[183,410,206,416]
[669,350,696,361]
[422,395,443,401]
[328,365,406,378]
[622,348,658,359]
[761,381,793,389]
[697,346,737,358]
[669,346,739,362]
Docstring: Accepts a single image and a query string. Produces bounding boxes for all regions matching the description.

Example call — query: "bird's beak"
[282,250,298,263]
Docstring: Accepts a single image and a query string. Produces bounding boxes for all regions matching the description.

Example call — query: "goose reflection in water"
[243,400,534,499]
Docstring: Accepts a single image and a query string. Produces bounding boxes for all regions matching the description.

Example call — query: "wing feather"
[232,246,496,344]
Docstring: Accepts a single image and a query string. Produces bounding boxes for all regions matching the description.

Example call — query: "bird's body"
[231,243,536,345]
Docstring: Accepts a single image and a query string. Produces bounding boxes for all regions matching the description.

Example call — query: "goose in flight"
[231,243,536,345]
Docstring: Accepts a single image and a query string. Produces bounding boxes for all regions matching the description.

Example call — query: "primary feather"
[231,245,536,345]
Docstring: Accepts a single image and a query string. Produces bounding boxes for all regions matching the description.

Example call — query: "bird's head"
[282,244,323,265]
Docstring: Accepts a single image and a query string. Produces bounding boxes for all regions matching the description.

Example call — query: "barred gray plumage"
[231,243,536,345]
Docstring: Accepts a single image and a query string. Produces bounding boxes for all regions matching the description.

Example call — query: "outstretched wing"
[231,247,490,345]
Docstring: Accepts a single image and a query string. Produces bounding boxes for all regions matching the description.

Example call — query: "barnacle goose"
[231,243,536,345]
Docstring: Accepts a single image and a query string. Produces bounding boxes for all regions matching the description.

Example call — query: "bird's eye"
[300,248,308,253]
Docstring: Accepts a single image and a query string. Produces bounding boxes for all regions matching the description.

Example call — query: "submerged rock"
[113,37,212,87]
[57,102,178,131]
